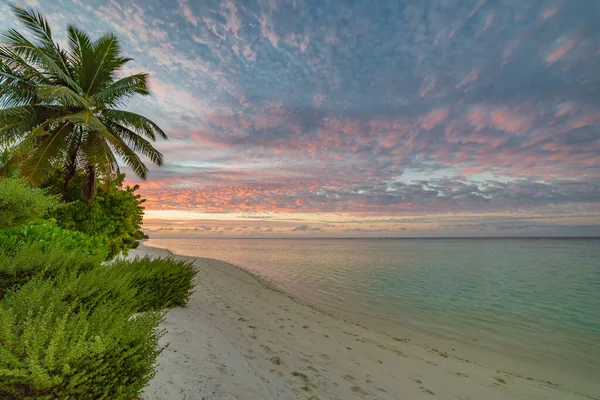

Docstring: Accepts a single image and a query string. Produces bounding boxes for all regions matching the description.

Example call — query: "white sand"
[129,244,598,400]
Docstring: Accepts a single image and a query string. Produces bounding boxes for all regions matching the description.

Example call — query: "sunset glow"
[7,0,599,237]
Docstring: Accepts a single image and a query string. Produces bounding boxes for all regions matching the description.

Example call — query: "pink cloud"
[571,111,600,129]
[286,33,310,53]
[556,103,574,118]
[150,78,213,116]
[543,143,561,151]
[468,0,486,19]
[260,14,279,48]
[203,17,226,41]
[456,69,479,89]
[483,13,494,31]
[192,33,209,45]
[179,0,198,26]
[419,77,436,98]
[223,0,241,39]
[490,109,533,134]
[542,7,558,19]
[546,37,579,63]
[420,108,449,130]
[467,105,534,134]
[502,40,520,66]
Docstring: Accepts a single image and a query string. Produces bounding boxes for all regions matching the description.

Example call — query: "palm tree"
[0,5,167,202]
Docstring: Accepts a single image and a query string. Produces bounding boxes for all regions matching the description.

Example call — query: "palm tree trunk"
[83,164,96,204]
[62,155,77,201]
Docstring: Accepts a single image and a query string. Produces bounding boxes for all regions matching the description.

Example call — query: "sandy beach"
[129,244,597,400]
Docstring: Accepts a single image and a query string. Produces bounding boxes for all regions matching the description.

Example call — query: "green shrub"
[0,278,164,400]
[0,225,107,299]
[0,224,109,259]
[0,177,58,228]
[111,256,197,311]
[53,256,196,314]
[56,266,140,314]
[47,174,146,258]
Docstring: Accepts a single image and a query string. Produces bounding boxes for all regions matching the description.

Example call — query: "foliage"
[49,173,145,258]
[111,256,198,311]
[56,256,196,313]
[0,5,167,202]
[0,177,58,228]
[0,223,108,259]
[0,225,106,298]
[0,278,163,400]
[0,147,18,177]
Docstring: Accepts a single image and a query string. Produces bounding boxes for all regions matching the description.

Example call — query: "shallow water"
[147,238,600,374]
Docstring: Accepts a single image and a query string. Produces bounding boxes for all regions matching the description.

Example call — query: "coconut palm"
[0,5,167,202]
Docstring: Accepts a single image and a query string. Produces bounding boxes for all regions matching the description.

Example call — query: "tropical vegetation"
[47,172,147,258]
[0,6,197,400]
[0,4,166,202]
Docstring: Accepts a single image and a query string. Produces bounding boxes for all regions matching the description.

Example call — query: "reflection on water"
[148,238,600,372]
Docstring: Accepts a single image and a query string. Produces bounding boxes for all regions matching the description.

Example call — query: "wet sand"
[130,244,598,400]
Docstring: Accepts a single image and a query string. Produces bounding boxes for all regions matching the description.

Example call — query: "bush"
[52,256,196,314]
[56,267,140,314]
[0,225,107,299]
[0,279,163,400]
[0,177,58,228]
[111,256,197,311]
[0,224,109,259]
[47,174,145,259]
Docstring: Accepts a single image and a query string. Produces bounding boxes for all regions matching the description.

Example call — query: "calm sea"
[146,238,600,375]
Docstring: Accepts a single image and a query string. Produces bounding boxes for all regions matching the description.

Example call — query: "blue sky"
[3,0,600,236]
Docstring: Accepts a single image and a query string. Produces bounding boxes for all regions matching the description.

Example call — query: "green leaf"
[91,73,149,107]
[36,85,90,108]
[19,123,72,186]
[101,109,167,140]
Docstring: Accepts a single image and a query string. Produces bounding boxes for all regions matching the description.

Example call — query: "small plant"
[0,279,164,400]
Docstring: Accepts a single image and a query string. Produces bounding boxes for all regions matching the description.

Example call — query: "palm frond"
[2,29,80,91]
[103,120,164,166]
[84,34,126,96]
[0,65,36,107]
[9,4,74,86]
[36,85,90,108]
[101,109,167,140]
[10,4,53,47]
[91,73,149,107]
[0,105,35,130]
[0,106,66,146]
[67,25,93,89]
[102,129,149,179]
[17,122,72,185]
[80,132,119,176]
[0,146,22,176]
[0,46,48,83]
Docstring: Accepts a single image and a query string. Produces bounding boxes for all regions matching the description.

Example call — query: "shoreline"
[131,243,598,400]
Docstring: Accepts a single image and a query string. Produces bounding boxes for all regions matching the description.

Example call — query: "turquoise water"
[147,238,600,373]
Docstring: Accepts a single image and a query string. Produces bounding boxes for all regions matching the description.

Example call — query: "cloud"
[291,225,322,231]
[18,0,600,235]
[546,36,579,63]
[178,0,198,26]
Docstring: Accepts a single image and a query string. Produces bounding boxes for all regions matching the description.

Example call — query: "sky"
[3,0,600,237]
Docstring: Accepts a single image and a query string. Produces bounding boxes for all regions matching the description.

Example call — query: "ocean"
[146,238,600,376]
